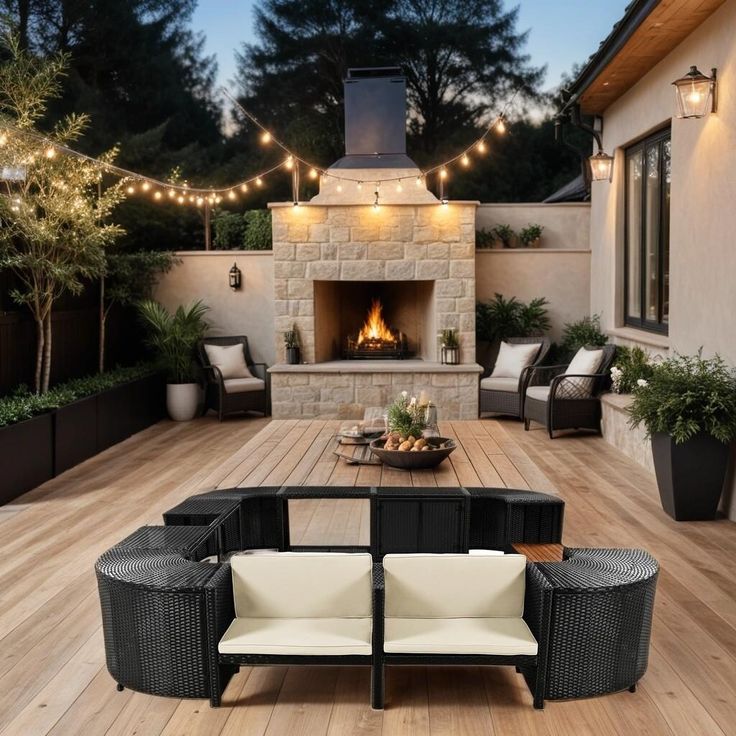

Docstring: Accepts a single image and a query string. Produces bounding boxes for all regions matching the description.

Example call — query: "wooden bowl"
[368,437,456,470]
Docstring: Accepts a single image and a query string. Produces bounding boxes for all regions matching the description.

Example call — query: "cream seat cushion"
[558,347,604,398]
[384,616,537,656]
[491,342,541,379]
[480,376,518,393]
[224,377,265,394]
[525,385,551,403]
[204,343,253,379]
[383,554,527,619]
[219,617,372,656]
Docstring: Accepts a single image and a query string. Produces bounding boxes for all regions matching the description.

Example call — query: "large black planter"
[651,431,731,521]
[54,396,98,474]
[286,346,301,365]
[0,413,54,505]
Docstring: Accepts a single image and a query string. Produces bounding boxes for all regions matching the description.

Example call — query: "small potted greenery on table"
[520,224,544,248]
[628,352,736,520]
[284,325,301,365]
[439,329,460,365]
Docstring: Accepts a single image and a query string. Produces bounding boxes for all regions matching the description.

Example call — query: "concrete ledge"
[476,249,591,254]
[601,393,654,474]
[269,361,484,374]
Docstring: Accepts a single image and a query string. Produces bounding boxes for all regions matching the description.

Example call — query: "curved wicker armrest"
[523,563,554,643]
[202,363,225,385]
[549,372,610,401]
[248,362,269,383]
[526,364,569,387]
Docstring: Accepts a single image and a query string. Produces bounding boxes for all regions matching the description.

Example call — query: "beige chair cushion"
[480,376,519,393]
[218,616,372,656]
[384,616,537,656]
[491,342,541,379]
[383,554,527,619]
[204,343,253,380]
[525,385,551,403]
[230,552,373,619]
[224,377,266,394]
[558,347,604,398]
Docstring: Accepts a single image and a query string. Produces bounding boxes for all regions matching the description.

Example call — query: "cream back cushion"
[383,554,527,618]
[558,347,604,398]
[231,552,372,618]
[491,342,541,379]
[204,343,253,380]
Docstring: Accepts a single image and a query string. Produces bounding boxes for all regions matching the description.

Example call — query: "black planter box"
[0,413,54,505]
[54,395,98,475]
[651,431,731,521]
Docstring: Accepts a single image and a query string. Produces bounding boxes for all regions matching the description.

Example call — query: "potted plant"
[439,329,460,365]
[610,346,654,394]
[284,325,301,364]
[138,300,209,421]
[475,228,495,249]
[628,352,736,521]
[387,391,429,438]
[493,224,517,248]
[520,224,544,248]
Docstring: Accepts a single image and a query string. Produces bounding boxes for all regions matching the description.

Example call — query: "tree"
[99,250,177,372]
[0,34,124,392]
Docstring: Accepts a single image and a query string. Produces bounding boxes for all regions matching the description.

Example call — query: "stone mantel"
[268,360,483,374]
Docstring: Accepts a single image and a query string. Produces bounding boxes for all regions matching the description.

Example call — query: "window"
[625,129,670,333]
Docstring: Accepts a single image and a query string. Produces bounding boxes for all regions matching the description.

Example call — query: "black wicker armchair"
[479,337,551,419]
[523,344,616,438]
[198,336,270,421]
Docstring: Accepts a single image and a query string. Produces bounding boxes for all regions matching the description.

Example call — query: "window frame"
[624,127,671,334]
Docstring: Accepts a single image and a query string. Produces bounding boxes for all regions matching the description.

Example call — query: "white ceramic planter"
[166,383,199,421]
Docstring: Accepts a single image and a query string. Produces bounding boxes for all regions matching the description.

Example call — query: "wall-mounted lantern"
[589,150,614,182]
[229,262,242,291]
[672,66,717,119]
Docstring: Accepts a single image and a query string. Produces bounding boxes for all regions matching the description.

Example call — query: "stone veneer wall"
[270,202,478,364]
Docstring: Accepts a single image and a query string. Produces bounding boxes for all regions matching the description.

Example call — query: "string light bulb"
[396,182,403,192]
[415,176,423,187]
[153,191,162,200]
[255,177,263,187]
[196,197,204,206]
[461,154,470,167]
[477,140,487,154]
[167,189,176,198]
[241,183,248,193]
[260,131,271,144]
[285,155,294,170]
[336,182,343,193]
[0,132,8,146]
[357,181,363,190]
[496,116,506,134]
[439,167,448,180]
[126,184,135,194]
[309,168,318,179]
[45,146,56,159]
[228,190,236,200]
[177,195,185,204]
[141,181,151,192]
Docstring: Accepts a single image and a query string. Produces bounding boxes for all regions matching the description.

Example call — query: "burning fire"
[357,299,397,346]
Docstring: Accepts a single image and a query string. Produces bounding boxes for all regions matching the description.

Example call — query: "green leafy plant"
[439,329,459,348]
[560,314,608,358]
[520,223,544,246]
[284,325,299,348]
[493,224,516,247]
[476,294,550,343]
[386,392,429,438]
[475,228,495,249]
[243,210,272,250]
[610,346,655,394]
[0,363,156,428]
[213,211,248,250]
[137,300,209,383]
[100,250,177,371]
[628,352,736,444]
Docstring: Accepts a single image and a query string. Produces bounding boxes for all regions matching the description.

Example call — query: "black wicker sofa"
[95,486,658,711]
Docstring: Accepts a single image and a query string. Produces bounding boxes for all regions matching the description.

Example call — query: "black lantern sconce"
[672,66,717,119]
[229,262,242,291]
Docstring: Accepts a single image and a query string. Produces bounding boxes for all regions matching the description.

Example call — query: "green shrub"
[476,294,550,343]
[493,224,516,247]
[520,223,544,246]
[387,392,428,438]
[243,210,272,250]
[560,314,608,358]
[213,212,247,250]
[475,228,495,249]
[628,352,736,444]
[0,364,157,428]
[610,346,655,394]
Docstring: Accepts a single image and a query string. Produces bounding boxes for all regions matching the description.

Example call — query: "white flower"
[409,396,417,406]
[610,366,622,377]
[401,391,408,398]
[636,379,649,388]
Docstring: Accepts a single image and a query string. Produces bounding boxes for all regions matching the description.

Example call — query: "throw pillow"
[491,341,542,379]
[557,347,604,398]
[204,343,253,380]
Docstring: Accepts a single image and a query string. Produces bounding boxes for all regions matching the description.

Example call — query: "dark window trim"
[624,126,670,335]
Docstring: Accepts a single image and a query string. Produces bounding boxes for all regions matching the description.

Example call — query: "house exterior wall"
[590,0,736,516]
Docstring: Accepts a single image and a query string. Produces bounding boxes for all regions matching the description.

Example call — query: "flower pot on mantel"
[286,346,301,365]
[166,383,200,421]
[441,346,459,365]
[651,431,731,521]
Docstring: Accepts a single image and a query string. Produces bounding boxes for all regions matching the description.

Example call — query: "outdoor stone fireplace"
[267,67,482,420]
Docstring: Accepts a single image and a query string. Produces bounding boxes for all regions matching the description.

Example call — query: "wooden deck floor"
[1,416,735,735]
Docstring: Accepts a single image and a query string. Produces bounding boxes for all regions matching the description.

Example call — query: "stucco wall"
[153,251,276,366]
[477,203,590,250]
[475,250,591,342]
[589,0,736,516]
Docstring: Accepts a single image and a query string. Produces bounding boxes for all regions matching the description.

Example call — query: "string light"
[477,140,487,154]
[439,167,448,180]
[309,168,318,179]
[154,191,162,200]
[285,155,294,170]
[261,131,271,144]
[0,132,7,146]
[126,184,135,194]
[416,176,423,187]
[461,154,470,167]
[196,196,204,206]
[141,181,151,192]
[44,146,56,159]
[336,182,343,193]
[168,189,176,198]
[395,182,403,192]
[241,183,248,193]
[496,116,506,134]
[177,195,185,204]
[228,190,236,200]
[255,177,263,187]
[357,181,363,190]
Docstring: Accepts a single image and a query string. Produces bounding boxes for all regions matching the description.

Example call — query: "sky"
[191,1,630,94]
